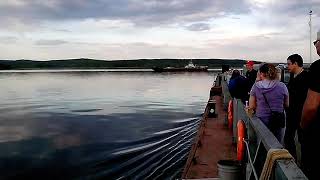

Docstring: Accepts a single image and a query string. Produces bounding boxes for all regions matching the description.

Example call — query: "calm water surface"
[0,70,217,179]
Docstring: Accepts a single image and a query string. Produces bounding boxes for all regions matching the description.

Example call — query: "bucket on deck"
[217,160,242,180]
[208,100,217,118]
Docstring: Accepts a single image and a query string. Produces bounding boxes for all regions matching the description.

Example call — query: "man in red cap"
[245,60,257,89]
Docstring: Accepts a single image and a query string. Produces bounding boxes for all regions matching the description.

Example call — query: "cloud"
[1,0,320,61]
[204,31,317,62]
[248,0,320,27]
[0,0,251,28]
[185,23,210,31]
[0,36,18,44]
[54,29,72,33]
[35,40,68,46]
[265,0,320,16]
[1,35,319,62]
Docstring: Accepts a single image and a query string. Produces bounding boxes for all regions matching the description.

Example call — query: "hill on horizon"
[0,58,255,70]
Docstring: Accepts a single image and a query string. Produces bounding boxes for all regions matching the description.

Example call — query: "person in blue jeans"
[248,63,289,143]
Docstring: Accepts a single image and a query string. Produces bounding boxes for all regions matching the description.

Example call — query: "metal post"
[309,10,313,63]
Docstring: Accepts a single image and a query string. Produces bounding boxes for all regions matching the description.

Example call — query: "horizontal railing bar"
[249,117,283,151]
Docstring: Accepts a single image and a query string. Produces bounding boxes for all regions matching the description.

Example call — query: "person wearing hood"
[248,63,289,143]
[228,70,250,103]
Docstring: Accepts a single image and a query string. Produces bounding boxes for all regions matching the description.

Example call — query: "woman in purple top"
[249,63,289,143]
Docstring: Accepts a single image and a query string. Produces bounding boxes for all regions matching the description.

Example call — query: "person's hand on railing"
[245,107,255,118]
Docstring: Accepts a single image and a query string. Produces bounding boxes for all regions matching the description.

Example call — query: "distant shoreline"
[0,58,249,70]
[0,68,224,73]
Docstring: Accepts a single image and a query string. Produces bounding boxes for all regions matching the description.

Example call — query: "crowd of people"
[227,30,320,179]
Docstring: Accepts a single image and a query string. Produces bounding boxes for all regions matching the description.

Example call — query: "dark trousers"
[284,123,298,160]
[301,139,319,180]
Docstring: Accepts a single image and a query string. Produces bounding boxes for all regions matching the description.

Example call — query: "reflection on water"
[0,70,217,179]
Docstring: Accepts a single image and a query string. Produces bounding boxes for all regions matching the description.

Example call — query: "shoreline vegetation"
[0,58,253,70]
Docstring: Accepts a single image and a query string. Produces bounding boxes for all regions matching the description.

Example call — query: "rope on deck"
[259,149,294,180]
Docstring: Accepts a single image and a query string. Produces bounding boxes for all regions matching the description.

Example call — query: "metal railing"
[219,74,307,180]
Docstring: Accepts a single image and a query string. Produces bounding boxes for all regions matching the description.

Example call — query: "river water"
[0,70,217,179]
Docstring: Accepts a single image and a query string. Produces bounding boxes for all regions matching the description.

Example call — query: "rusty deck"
[183,95,237,178]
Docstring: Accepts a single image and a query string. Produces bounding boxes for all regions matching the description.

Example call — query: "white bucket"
[217,160,242,180]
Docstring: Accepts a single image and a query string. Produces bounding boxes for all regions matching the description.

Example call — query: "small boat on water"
[152,60,208,72]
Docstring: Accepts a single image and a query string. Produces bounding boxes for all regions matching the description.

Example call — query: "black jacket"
[245,69,257,88]
[287,70,309,127]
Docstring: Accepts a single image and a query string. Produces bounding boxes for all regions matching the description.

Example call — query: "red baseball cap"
[246,61,254,66]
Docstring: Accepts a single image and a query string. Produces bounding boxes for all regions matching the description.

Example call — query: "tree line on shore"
[0,58,250,70]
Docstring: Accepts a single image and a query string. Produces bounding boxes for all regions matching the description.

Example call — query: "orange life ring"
[228,100,233,129]
[237,119,246,161]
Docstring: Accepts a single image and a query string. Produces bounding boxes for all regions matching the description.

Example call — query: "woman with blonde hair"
[248,63,289,143]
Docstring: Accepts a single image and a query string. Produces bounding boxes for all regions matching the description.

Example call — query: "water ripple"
[0,71,216,179]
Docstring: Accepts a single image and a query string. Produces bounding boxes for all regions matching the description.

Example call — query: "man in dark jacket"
[300,31,320,180]
[245,61,257,89]
[284,54,308,160]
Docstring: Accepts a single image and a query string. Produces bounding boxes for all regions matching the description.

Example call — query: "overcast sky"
[1,0,320,62]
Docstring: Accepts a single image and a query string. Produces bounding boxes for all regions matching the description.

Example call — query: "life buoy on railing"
[227,100,233,129]
[237,119,246,161]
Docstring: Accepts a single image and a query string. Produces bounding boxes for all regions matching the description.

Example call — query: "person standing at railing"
[228,70,251,103]
[300,30,320,180]
[248,63,289,143]
[284,54,308,161]
[245,61,257,89]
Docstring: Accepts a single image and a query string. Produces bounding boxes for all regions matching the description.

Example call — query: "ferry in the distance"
[152,60,208,72]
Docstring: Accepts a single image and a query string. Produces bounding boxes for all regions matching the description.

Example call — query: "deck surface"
[185,95,237,178]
